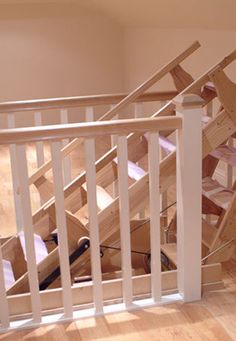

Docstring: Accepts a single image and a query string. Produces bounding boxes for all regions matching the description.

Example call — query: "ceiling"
[0,0,235,30]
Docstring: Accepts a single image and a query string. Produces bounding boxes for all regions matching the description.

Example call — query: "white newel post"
[174,94,203,302]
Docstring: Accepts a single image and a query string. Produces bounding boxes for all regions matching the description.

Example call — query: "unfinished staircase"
[1,41,236,331]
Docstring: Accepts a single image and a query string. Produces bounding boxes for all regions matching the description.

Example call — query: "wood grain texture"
[2,261,236,340]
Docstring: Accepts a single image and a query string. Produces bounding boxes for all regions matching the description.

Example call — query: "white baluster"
[34,112,45,167]
[84,135,103,313]
[8,114,23,233]
[51,141,73,318]
[160,101,168,227]
[85,106,94,122]
[34,111,45,205]
[16,144,41,322]
[148,132,161,302]
[175,94,203,302]
[110,104,119,198]
[117,135,133,307]
[60,109,71,185]
[0,246,9,328]
[135,102,145,218]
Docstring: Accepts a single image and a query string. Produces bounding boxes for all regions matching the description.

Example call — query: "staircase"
[0,41,236,331]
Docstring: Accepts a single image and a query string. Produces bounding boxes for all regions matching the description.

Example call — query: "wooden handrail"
[0,91,178,114]
[25,41,200,185]
[98,41,200,121]
[0,117,182,145]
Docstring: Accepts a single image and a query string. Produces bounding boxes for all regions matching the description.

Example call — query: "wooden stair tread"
[202,219,217,248]
[113,158,147,181]
[210,144,236,167]
[95,185,114,210]
[204,81,216,92]
[77,184,114,225]
[3,259,15,290]
[82,184,113,211]
[159,136,176,155]
[201,115,211,126]
[202,177,233,210]
[161,243,177,266]
[18,231,48,264]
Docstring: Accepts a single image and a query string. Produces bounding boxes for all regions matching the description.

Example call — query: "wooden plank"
[7,263,222,317]
[208,190,236,258]
[202,219,217,249]
[1,236,27,279]
[161,243,177,266]
[209,67,236,125]
[202,155,219,178]
[33,176,54,203]
[82,184,113,211]
[0,244,9,328]
[0,91,179,114]
[202,177,233,211]
[0,117,183,145]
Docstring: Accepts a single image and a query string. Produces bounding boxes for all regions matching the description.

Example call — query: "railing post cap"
[174,94,205,110]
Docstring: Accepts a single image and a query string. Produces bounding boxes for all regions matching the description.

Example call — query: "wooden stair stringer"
[28,41,201,196]
[30,47,236,233]
[202,218,217,249]
[206,190,236,264]
[7,209,88,294]
[6,50,236,294]
[209,67,236,125]
[55,219,152,284]
[33,176,54,204]
[5,105,236,294]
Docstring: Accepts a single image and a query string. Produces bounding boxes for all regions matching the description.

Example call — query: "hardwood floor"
[1,260,236,340]
[1,139,236,340]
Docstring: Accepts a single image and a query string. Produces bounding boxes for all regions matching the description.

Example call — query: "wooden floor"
[0,260,236,340]
[1,139,236,340]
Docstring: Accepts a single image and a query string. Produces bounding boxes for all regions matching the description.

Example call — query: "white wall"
[124,28,236,92]
[0,3,125,126]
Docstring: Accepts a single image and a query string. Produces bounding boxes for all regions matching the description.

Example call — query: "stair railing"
[0,41,200,233]
[0,93,202,331]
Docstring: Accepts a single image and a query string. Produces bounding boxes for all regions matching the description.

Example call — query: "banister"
[24,41,199,185]
[0,116,182,145]
[99,41,200,121]
[28,47,236,189]
[36,48,236,212]
[0,91,178,114]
